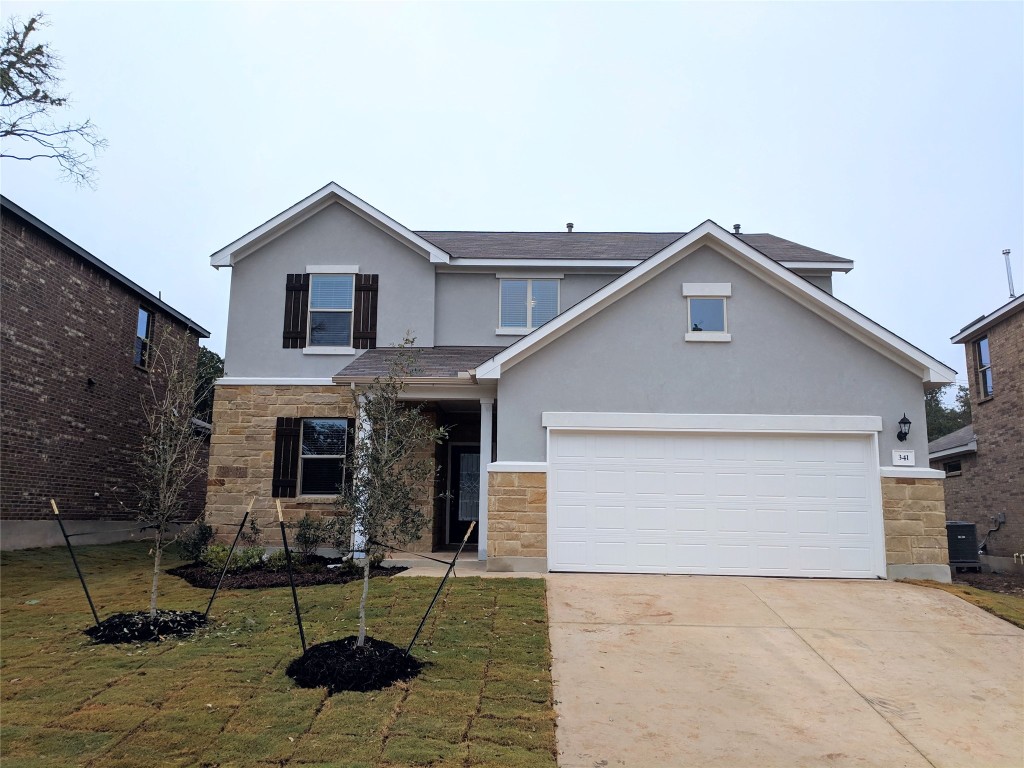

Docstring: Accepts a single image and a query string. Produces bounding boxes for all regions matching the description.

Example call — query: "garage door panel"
[548,429,883,578]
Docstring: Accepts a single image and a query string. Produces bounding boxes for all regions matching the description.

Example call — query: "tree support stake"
[204,496,256,619]
[406,520,475,658]
[51,499,100,627]
[277,500,307,653]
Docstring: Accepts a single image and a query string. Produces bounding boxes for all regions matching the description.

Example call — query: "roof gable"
[473,221,954,385]
[951,294,1024,343]
[209,182,450,267]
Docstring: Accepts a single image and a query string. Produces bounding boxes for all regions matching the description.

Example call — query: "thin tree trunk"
[150,529,162,619]
[357,556,370,647]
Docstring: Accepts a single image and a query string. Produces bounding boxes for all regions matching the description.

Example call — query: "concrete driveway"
[547,575,1023,768]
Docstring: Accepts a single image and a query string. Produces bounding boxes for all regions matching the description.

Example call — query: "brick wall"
[882,477,950,567]
[950,308,1024,557]
[206,385,435,550]
[1,209,206,523]
[487,471,547,560]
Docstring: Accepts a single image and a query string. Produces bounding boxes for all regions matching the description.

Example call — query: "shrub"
[292,514,331,562]
[177,520,214,563]
[264,549,290,572]
[201,543,265,573]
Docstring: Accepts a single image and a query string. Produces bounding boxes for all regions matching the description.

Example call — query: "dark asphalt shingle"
[928,423,976,454]
[414,231,851,265]
[335,346,506,380]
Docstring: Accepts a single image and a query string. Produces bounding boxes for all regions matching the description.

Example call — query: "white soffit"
[473,221,955,385]
[209,182,451,267]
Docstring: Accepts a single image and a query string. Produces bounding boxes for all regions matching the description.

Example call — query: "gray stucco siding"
[224,204,436,378]
[434,272,619,346]
[495,245,929,466]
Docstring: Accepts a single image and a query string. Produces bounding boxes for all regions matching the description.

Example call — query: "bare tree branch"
[0,13,106,187]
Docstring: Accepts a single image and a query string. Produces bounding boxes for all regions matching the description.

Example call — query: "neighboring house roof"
[1,195,211,338]
[208,182,452,267]
[928,423,977,460]
[951,294,1024,343]
[473,220,956,385]
[417,230,853,270]
[333,346,506,383]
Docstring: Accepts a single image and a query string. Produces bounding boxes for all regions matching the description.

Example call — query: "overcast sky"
[3,1,1021,389]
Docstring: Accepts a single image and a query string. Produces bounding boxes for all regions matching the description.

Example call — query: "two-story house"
[206,182,956,581]
[929,294,1023,563]
[1,196,211,549]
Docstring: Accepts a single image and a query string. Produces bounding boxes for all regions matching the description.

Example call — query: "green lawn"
[0,543,556,768]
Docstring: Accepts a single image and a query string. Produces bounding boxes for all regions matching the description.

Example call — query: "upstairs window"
[682,283,732,342]
[975,336,993,398]
[134,307,153,367]
[499,278,559,332]
[309,274,354,347]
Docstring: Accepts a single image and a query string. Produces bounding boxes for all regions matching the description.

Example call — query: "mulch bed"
[84,610,207,644]
[286,635,424,694]
[167,558,406,590]
[953,569,1024,598]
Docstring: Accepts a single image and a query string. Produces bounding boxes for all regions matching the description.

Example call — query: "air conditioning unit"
[945,521,981,571]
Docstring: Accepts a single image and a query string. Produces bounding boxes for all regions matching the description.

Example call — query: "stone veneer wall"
[487,471,547,560]
[206,384,434,551]
[881,477,949,567]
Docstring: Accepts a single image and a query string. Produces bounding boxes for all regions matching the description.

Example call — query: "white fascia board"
[216,377,335,386]
[448,258,642,269]
[487,461,547,473]
[474,220,956,385]
[880,466,946,479]
[541,412,884,433]
[950,294,1024,343]
[209,182,450,267]
[780,260,854,273]
[928,441,977,461]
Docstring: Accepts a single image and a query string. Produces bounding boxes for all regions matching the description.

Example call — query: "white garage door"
[548,430,884,578]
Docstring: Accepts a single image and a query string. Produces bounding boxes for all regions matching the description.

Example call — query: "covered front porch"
[333,346,501,561]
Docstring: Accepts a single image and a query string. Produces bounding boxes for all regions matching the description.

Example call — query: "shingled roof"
[334,346,506,381]
[415,231,851,266]
[928,423,977,455]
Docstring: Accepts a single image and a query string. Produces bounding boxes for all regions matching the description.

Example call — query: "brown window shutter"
[272,417,301,497]
[282,274,310,348]
[353,274,379,349]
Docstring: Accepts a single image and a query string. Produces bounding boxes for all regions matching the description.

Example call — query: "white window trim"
[306,264,360,274]
[497,277,560,333]
[685,330,731,342]
[302,346,356,356]
[682,283,732,297]
[308,273,355,348]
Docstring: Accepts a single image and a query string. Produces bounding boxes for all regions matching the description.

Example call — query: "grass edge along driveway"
[1,543,556,768]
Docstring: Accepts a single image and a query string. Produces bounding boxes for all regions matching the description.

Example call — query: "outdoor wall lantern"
[896,413,912,442]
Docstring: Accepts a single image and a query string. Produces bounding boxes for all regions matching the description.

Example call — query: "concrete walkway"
[547,574,1023,768]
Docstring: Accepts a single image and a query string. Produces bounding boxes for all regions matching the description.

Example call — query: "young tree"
[135,330,210,618]
[1,13,106,186]
[334,343,447,647]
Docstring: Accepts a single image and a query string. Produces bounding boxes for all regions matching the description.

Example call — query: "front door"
[447,444,480,546]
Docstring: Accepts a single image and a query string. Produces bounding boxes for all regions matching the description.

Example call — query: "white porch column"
[478,398,494,560]
[351,393,370,558]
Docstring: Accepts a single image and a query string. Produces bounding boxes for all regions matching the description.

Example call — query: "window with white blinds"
[499,278,559,330]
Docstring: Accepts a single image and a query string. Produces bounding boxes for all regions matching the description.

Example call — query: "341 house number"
[892,450,915,466]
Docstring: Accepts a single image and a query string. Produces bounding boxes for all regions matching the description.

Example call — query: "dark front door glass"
[447,445,480,546]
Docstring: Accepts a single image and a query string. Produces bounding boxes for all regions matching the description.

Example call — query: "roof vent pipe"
[566,223,574,233]
[733,224,741,234]
[1004,249,1016,299]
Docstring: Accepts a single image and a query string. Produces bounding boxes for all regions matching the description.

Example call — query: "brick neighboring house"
[929,294,1024,560]
[1,196,211,549]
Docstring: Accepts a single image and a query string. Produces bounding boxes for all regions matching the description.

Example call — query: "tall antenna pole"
[1004,249,1016,299]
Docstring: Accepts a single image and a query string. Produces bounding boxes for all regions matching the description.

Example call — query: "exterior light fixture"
[897,413,912,442]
